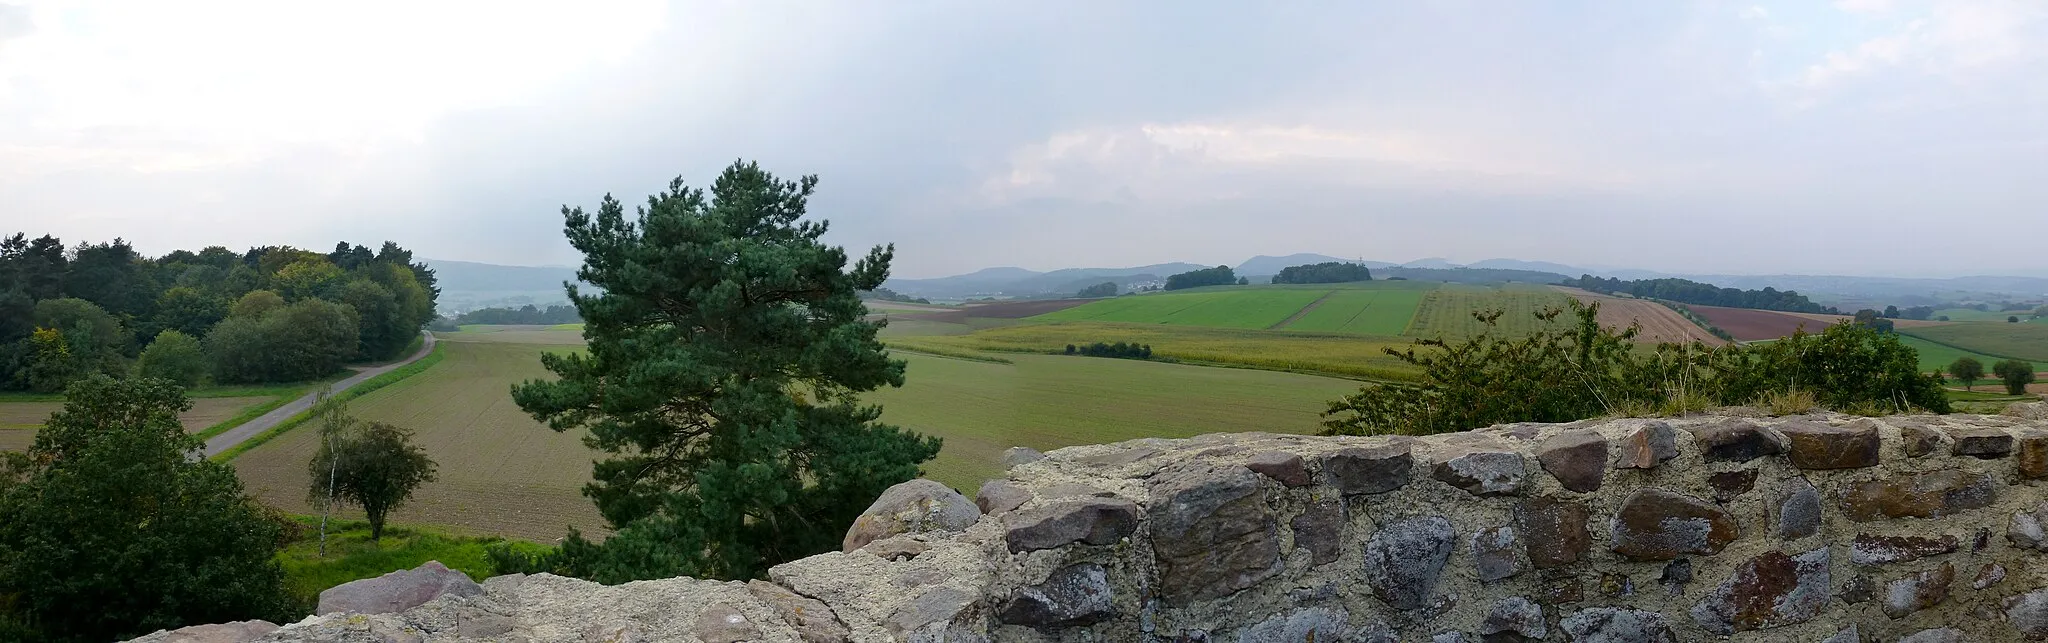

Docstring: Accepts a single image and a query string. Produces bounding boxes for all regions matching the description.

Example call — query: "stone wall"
[139,407,2048,642]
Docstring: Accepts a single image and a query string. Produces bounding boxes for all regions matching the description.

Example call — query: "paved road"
[202,331,438,457]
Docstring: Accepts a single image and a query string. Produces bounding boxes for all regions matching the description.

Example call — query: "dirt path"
[1269,291,1337,330]
[202,332,437,457]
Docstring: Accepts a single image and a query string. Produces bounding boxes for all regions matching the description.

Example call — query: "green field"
[893,321,1420,380]
[1931,308,2044,323]
[1406,285,1575,339]
[229,329,1369,538]
[1894,335,2008,375]
[1281,288,1428,335]
[1904,323,2048,362]
[1032,288,1330,329]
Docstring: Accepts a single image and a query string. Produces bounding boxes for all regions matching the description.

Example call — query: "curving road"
[202,331,437,457]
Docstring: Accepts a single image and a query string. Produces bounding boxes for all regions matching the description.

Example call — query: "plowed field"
[1555,288,1726,345]
[1690,306,1835,341]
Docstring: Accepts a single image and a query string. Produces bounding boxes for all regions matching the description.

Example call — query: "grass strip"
[276,516,548,613]
[885,342,1015,364]
[212,343,446,462]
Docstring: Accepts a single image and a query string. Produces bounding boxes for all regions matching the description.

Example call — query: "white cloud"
[1834,0,1894,15]
[1795,0,2046,91]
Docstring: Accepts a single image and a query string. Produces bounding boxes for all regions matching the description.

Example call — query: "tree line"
[0,234,438,391]
[453,304,579,325]
[1164,265,1241,290]
[1561,274,1835,314]
[1271,261,1372,284]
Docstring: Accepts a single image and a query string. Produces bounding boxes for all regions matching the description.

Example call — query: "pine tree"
[510,161,940,582]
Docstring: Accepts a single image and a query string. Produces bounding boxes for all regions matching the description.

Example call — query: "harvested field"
[894,320,1419,380]
[1689,305,1836,341]
[900,299,1094,323]
[1778,311,1946,329]
[0,396,273,451]
[232,341,605,541]
[1554,288,1726,345]
[1032,290,1329,329]
[437,326,586,345]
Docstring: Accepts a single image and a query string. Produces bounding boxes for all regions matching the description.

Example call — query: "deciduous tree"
[307,418,437,541]
[136,330,207,387]
[1995,359,2037,396]
[1950,357,1985,391]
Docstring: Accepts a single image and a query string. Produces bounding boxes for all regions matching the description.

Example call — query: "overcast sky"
[3,1,2044,279]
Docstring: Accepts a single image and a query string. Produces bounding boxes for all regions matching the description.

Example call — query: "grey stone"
[1850,533,1958,566]
[1777,477,1823,538]
[1840,574,1876,604]
[1037,483,1115,498]
[1689,547,1830,634]
[884,586,978,641]
[1322,444,1412,495]
[997,562,1115,627]
[862,535,931,561]
[1481,597,1545,639]
[1973,563,2007,590]
[1003,446,1046,467]
[1686,419,1786,463]
[316,560,483,616]
[1536,430,1608,492]
[1245,451,1310,487]
[1615,422,1679,469]
[1002,498,1141,552]
[1148,464,1281,605]
[141,621,280,643]
[1361,515,1455,610]
[456,609,515,638]
[974,480,1032,515]
[2013,502,2048,550]
[1471,525,1526,582]
[1236,607,1349,643]
[693,604,761,643]
[842,478,980,552]
[1882,562,1955,619]
[1610,488,1739,560]
[1432,450,1528,496]
[1949,426,2013,458]
[1819,625,1858,643]
[2006,588,2048,638]
[1076,446,1162,466]
[746,580,852,643]
[1430,633,1472,643]
[1659,558,1692,594]
[1559,608,1677,643]
[1898,629,1966,643]
[1290,498,1344,566]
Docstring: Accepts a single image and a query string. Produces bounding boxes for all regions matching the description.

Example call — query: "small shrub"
[1758,389,1819,416]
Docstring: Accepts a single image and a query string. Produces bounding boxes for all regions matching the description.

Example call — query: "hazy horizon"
[7,1,2045,280]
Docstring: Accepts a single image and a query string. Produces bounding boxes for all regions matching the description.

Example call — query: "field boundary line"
[1268,290,1337,330]
[208,334,444,460]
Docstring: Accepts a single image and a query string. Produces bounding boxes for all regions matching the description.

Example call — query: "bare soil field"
[1779,311,1947,329]
[1554,288,1726,345]
[0,396,272,451]
[1689,305,1836,341]
[897,298,1094,323]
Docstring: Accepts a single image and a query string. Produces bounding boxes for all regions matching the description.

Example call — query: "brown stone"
[1321,444,1412,495]
[1837,469,1997,522]
[1289,499,1343,566]
[1850,534,1958,566]
[1686,419,1786,463]
[1245,451,1310,487]
[1516,495,1591,569]
[1147,465,1280,605]
[1948,426,2013,458]
[1840,574,1875,604]
[1610,488,1739,561]
[1536,430,1608,493]
[1002,498,1142,552]
[1900,421,1943,458]
[1881,563,1955,619]
[1689,547,1831,634]
[1615,421,1680,469]
[1540,573,1584,605]
[2020,431,2048,479]
[1471,525,1526,582]
[1777,420,1880,469]
[1708,470,1758,503]
[1973,563,2007,590]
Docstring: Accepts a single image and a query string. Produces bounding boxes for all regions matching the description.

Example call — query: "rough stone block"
[1837,469,1997,522]
[1362,515,1454,610]
[1237,607,1350,643]
[1707,469,1757,503]
[1610,488,1738,560]
[1900,421,1943,458]
[2022,431,2048,479]
[2013,502,2048,550]
[1948,426,2014,458]
[746,580,852,643]
[693,604,761,643]
[1480,597,1545,640]
[1973,563,2007,590]
[1536,430,1608,492]
[1471,525,1526,583]
[842,479,981,552]
[1777,419,1880,469]
[1322,444,1412,495]
[1849,534,1958,566]
[1002,498,1141,552]
[1245,451,1310,487]
[1148,465,1280,605]
[316,560,483,616]
[1882,563,1955,619]
[997,563,1115,627]
[1686,419,1786,463]
[1689,547,1830,634]
[2009,588,2048,639]
[136,621,279,643]
[1559,607,1676,643]
[1431,449,1528,496]
[1003,446,1046,467]
[1516,495,1591,569]
[975,479,1032,516]
[1776,477,1822,538]
[1290,498,1344,566]
[1615,421,1680,469]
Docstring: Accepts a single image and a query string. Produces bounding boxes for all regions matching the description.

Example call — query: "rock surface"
[842,478,981,551]
[1322,444,1412,495]
[1778,419,1881,469]
[1361,515,1455,610]
[316,560,483,616]
[1002,497,1140,552]
[1615,421,1679,469]
[1536,429,1608,492]
[1431,449,1527,496]
[1688,547,1830,634]
[1609,488,1738,560]
[1147,464,1281,604]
